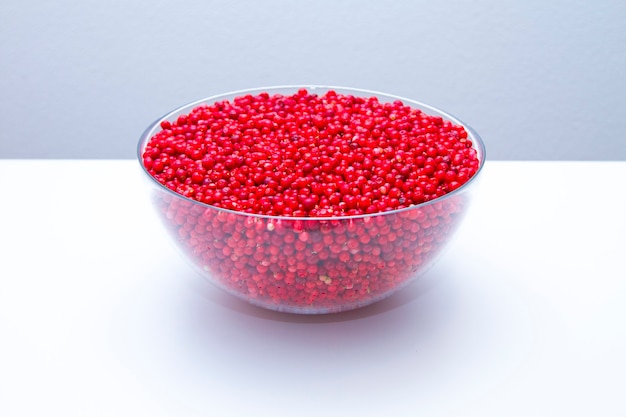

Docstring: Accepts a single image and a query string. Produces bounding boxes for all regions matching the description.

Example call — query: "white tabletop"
[1,160,625,416]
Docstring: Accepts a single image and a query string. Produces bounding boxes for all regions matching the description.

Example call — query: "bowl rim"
[137,85,486,221]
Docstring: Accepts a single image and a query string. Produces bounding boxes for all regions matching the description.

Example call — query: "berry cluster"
[142,89,481,313]
[143,89,478,217]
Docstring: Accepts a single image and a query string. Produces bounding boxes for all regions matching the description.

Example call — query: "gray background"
[1,0,625,160]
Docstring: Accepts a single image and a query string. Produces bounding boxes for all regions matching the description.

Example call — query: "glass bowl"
[137,86,485,314]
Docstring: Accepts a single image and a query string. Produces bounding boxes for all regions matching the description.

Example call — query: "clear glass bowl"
[137,86,486,314]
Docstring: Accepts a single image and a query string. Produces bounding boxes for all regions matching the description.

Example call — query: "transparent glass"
[137,86,486,314]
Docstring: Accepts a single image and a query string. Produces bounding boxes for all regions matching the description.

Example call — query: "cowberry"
[141,88,482,313]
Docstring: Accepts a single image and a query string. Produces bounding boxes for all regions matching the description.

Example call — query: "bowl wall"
[138,86,485,313]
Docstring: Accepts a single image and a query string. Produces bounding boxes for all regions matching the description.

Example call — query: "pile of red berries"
[142,89,481,313]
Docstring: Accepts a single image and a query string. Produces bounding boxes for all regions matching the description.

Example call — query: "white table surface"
[0,160,625,416]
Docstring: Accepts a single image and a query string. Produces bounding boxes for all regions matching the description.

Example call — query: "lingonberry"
[142,88,482,313]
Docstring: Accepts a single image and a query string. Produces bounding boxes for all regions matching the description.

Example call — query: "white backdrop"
[1,0,625,159]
